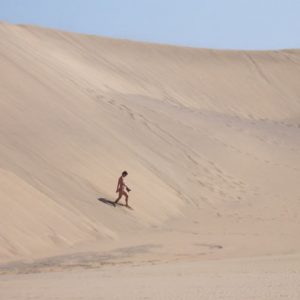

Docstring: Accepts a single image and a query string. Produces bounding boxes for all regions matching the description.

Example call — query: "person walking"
[114,171,131,207]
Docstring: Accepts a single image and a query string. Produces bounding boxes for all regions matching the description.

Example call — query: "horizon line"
[1,19,300,53]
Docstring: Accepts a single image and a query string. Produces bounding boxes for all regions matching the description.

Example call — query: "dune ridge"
[0,21,299,265]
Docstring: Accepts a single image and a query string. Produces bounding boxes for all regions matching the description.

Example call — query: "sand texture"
[0,22,299,299]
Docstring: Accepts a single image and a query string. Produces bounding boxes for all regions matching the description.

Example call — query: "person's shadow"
[98,197,116,207]
[97,197,133,209]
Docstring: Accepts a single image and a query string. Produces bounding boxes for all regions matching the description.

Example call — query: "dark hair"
[122,171,128,176]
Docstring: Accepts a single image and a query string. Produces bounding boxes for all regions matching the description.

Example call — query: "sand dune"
[0,21,299,299]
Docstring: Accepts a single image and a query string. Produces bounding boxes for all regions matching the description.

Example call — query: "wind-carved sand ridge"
[0,22,300,299]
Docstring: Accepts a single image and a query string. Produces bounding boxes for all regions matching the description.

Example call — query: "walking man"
[115,171,131,207]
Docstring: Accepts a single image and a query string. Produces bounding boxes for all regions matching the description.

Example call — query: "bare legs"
[115,191,129,207]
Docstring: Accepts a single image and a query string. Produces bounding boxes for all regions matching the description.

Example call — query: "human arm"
[125,183,131,192]
[122,179,131,192]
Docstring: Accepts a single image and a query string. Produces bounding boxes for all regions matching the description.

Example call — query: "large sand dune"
[0,22,299,299]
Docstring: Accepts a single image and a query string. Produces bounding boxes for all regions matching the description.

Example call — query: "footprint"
[194,243,223,250]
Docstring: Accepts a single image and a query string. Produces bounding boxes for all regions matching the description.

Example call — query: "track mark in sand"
[191,157,251,208]
[210,134,300,172]
[194,243,223,250]
[244,53,272,86]
[145,121,253,207]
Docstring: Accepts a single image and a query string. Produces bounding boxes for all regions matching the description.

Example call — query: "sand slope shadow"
[98,198,133,210]
[98,198,116,207]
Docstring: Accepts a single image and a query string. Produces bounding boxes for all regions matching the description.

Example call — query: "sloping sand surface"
[0,21,299,298]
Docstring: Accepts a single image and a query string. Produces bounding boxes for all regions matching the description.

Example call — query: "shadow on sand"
[98,198,133,210]
[98,198,116,207]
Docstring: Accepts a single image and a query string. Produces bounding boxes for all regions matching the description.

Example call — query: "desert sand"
[0,21,299,299]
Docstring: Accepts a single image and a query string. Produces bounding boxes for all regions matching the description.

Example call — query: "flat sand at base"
[1,255,300,300]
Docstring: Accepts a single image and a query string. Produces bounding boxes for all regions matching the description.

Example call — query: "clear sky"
[0,0,300,50]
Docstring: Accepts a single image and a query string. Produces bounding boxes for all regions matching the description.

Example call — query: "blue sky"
[0,0,300,50]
